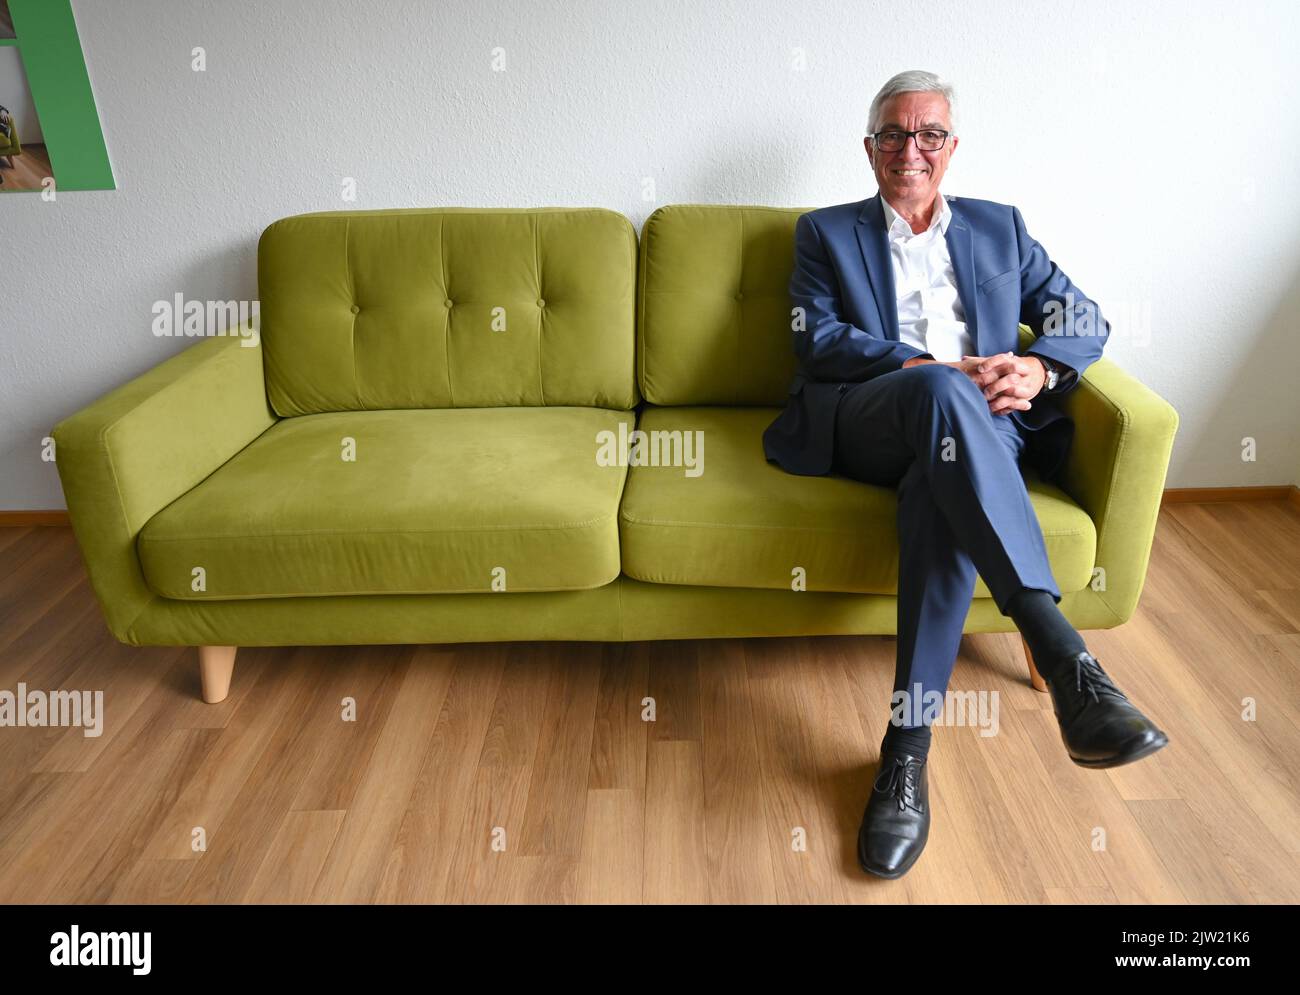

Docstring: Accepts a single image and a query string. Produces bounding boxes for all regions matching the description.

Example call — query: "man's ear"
[863,136,874,166]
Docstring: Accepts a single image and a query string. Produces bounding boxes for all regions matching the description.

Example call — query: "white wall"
[2,0,1299,509]
[0,46,42,142]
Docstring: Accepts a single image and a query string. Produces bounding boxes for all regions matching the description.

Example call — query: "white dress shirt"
[881,193,974,363]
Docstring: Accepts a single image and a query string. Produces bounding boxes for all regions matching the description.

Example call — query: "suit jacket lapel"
[854,195,899,341]
[943,199,982,357]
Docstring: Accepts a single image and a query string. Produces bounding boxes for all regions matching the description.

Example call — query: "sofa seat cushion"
[618,406,1097,596]
[139,407,633,599]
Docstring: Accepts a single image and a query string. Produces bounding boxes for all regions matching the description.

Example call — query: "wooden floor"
[0,143,54,193]
[1,502,1298,904]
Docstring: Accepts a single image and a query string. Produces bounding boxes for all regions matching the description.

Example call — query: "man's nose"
[898,134,924,157]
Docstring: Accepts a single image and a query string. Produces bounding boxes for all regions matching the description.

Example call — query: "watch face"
[1039,359,1057,389]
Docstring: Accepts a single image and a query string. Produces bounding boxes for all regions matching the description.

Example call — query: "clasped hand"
[904,352,1046,415]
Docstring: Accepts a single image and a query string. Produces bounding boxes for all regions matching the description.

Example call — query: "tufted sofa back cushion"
[637,204,810,405]
[258,208,638,415]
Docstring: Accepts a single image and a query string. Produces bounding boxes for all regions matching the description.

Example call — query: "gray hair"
[866,70,958,137]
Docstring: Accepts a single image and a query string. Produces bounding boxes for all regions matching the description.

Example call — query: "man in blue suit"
[763,70,1168,879]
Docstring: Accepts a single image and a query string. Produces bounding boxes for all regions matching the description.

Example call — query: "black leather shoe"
[857,749,929,878]
[1043,651,1169,768]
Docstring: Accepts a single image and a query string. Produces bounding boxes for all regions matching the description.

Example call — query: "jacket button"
[350,304,360,314]
[837,382,849,393]
[444,299,453,308]
[537,298,546,308]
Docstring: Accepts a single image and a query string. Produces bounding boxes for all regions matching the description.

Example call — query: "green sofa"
[0,116,19,166]
[53,206,1178,703]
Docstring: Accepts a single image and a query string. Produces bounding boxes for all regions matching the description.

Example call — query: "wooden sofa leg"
[198,645,237,703]
[1020,636,1048,693]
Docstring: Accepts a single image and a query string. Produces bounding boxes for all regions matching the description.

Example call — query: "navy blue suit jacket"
[762,194,1109,483]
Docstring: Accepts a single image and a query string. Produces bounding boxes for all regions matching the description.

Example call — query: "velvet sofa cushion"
[259,208,638,415]
[138,406,633,598]
[619,405,1097,595]
[638,205,807,406]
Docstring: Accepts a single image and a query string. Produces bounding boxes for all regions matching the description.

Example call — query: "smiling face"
[864,90,958,216]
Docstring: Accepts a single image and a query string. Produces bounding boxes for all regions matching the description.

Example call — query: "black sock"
[881,721,932,760]
[1005,587,1087,675]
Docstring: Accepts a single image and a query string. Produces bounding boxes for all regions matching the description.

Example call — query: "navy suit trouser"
[832,363,1061,723]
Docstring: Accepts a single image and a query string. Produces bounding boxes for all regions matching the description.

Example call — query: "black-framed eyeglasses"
[870,129,950,152]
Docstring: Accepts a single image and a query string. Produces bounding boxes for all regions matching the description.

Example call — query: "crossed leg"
[832,363,1060,713]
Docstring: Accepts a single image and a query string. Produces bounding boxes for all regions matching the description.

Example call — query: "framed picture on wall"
[0,46,53,190]
[0,0,113,193]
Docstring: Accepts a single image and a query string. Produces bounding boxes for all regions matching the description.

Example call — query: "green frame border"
[2,0,114,191]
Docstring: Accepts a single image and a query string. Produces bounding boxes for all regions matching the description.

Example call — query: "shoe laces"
[874,755,924,814]
[1073,654,1129,705]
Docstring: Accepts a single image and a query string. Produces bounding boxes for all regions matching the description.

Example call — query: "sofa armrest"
[1056,356,1179,626]
[53,332,276,641]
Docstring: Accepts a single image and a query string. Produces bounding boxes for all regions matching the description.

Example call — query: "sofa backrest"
[259,208,638,415]
[638,204,809,406]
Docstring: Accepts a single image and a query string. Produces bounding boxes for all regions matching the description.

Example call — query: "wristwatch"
[1034,355,1060,392]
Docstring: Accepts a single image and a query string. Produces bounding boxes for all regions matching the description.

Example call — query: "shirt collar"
[882,192,951,238]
